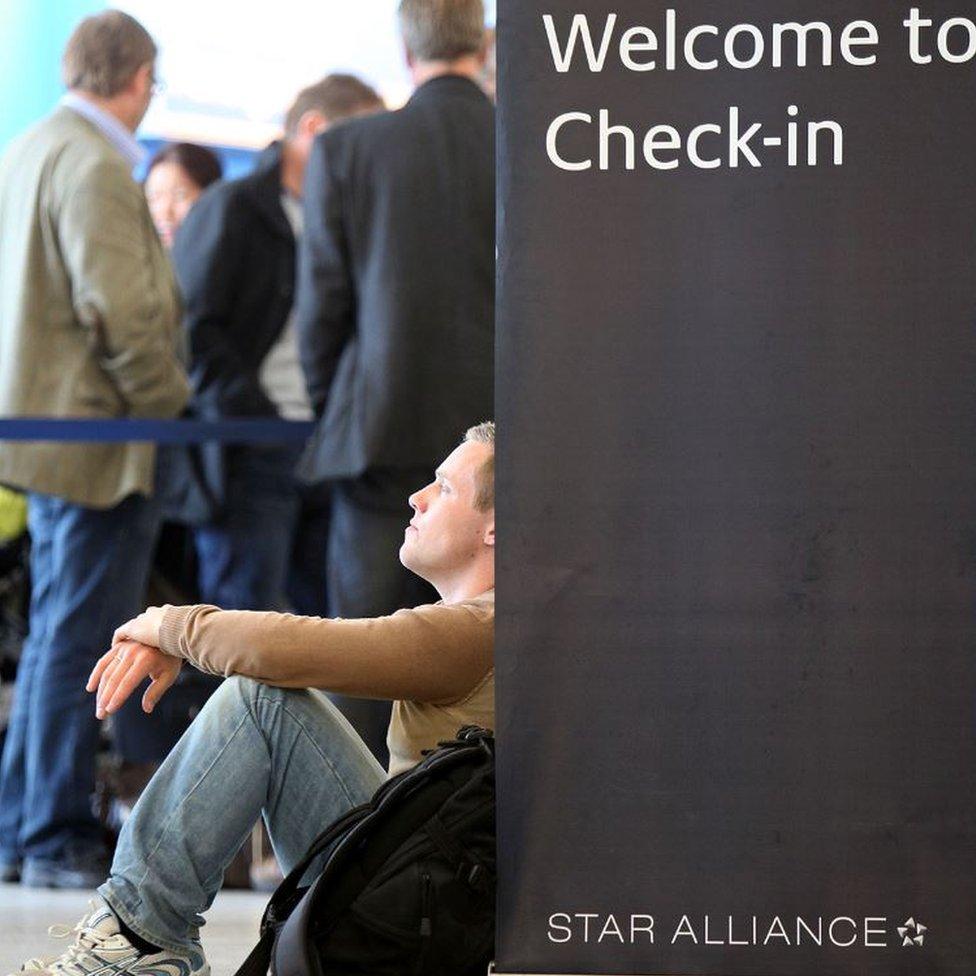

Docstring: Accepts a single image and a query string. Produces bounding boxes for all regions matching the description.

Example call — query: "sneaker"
[21,847,111,890]
[8,901,209,976]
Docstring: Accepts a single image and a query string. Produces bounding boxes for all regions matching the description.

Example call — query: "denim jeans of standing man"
[0,492,160,884]
[98,675,384,952]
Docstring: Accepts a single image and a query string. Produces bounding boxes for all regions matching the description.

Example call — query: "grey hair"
[62,10,156,98]
[398,0,485,62]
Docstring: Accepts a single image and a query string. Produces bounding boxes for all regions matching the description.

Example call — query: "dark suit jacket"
[296,74,495,482]
[172,142,296,420]
[168,143,298,516]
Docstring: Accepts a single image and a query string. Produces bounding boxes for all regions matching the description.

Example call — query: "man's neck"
[434,565,495,605]
[69,89,136,134]
[279,139,304,200]
[410,56,482,89]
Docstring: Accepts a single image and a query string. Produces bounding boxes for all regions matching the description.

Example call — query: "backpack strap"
[263,804,371,928]
[425,814,495,893]
[230,927,275,976]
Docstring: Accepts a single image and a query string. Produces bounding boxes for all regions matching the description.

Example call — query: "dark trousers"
[327,468,437,765]
[194,445,329,614]
[0,492,160,861]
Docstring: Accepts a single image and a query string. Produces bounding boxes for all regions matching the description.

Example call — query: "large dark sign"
[495,2,976,973]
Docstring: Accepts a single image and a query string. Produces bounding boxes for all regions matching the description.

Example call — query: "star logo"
[897,918,927,947]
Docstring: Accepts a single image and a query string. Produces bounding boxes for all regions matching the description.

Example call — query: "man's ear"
[298,109,329,141]
[483,519,495,548]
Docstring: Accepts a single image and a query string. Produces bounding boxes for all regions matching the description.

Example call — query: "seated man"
[13,422,495,976]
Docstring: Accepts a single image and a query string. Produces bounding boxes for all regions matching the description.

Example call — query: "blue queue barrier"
[0,418,315,444]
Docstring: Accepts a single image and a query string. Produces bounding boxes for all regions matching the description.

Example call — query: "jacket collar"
[242,141,294,240]
[60,94,147,169]
[407,73,487,107]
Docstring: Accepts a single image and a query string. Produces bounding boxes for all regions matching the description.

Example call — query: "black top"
[172,142,296,419]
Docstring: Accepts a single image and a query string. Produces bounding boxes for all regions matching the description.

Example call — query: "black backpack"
[234,727,496,976]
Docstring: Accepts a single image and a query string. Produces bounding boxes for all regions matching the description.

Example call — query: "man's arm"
[171,190,278,416]
[152,601,493,704]
[295,132,356,417]
[59,158,189,418]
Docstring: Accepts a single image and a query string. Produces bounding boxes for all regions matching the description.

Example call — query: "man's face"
[292,111,331,189]
[114,61,155,133]
[295,104,382,193]
[399,440,494,585]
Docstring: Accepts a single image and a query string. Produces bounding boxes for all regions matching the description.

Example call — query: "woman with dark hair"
[144,142,222,248]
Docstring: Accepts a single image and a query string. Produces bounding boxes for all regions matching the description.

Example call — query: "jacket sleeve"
[295,132,356,417]
[171,188,278,417]
[58,158,190,419]
[158,601,494,705]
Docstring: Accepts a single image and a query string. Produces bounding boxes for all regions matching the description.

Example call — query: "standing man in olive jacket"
[296,0,494,759]
[171,75,383,618]
[0,12,189,888]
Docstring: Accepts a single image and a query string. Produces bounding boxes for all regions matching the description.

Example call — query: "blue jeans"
[99,676,384,952]
[0,492,160,862]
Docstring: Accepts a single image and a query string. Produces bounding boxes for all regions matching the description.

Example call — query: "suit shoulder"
[181,175,254,234]
[191,154,281,220]
[318,108,402,156]
[324,92,491,149]
[5,110,127,183]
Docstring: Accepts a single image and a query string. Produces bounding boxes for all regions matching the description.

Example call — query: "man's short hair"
[62,10,156,98]
[398,0,486,62]
[284,74,384,137]
[464,421,494,511]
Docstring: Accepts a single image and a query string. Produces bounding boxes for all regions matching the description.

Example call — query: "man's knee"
[202,676,340,738]
[204,674,271,718]
[220,675,309,714]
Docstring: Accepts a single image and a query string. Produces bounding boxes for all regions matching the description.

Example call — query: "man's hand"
[87,639,181,719]
[112,606,168,650]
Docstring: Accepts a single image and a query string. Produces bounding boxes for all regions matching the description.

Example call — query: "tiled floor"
[0,883,266,976]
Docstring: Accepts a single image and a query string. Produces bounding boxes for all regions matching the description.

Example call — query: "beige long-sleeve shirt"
[159,590,494,775]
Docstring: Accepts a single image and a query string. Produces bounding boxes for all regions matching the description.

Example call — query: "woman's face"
[145,160,203,248]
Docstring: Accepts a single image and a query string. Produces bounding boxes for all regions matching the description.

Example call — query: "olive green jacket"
[0,106,190,508]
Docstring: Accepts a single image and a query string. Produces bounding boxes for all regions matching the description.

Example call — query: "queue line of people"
[0,0,494,903]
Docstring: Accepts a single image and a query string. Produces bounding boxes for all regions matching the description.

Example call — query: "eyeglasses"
[149,76,167,96]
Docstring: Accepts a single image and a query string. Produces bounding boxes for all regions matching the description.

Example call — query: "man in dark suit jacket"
[171,75,382,618]
[296,0,494,759]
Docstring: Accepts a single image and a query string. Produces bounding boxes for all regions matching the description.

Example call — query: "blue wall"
[0,2,258,178]
[0,0,103,148]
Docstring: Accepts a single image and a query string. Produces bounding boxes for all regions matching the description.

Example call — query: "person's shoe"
[21,847,111,889]
[7,900,209,976]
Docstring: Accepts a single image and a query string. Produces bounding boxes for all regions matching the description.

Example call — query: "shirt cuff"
[159,605,194,657]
